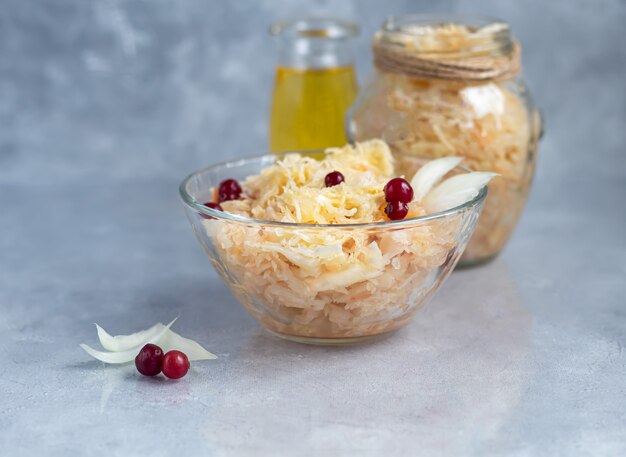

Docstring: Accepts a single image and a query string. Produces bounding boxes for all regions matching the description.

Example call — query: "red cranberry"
[218,179,242,202]
[162,350,190,380]
[201,201,223,220]
[204,202,222,211]
[385,200,409,221]
[324,171,345,187]
[384,178,414,203]
[135,344,163,377]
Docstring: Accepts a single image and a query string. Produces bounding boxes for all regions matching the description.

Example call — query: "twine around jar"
[372,35,521,82]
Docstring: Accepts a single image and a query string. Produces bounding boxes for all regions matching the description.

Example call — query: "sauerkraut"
[219,140,398,224]
[200,141,488,340]
[387,78,533,262]
[351,21,540,265]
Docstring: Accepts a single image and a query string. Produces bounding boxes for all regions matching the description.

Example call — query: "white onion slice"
[96,322,164,352]
[410,156,463,202]
[158,330,217,361]
[423,172,498,212]
[97,322,216,361]
[81,318,217,364]
[80,319,176,364]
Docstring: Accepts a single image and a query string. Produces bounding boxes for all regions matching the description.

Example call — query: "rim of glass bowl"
[179,151,488,229]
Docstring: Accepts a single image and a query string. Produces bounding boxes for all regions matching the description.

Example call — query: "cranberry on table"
[162,350,190,380]
[324,171,345,187]
[135,344,164,377]
[385,200,409,221]
[384,178,414,203]
[218,179,242,202]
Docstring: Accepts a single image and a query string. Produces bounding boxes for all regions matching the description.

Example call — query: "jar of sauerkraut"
[348,15,542,266]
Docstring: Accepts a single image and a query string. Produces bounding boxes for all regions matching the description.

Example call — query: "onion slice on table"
[80,318,217,364]
[80,319,175,364]
[157,330,217,361]
[96,322,164,352]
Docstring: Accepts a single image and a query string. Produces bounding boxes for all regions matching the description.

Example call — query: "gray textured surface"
[1,1,625,456]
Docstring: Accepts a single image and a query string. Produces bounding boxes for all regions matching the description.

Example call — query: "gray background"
[1,1,625,456]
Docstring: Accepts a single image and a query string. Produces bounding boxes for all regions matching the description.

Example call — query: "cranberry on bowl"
[179,140,492,345]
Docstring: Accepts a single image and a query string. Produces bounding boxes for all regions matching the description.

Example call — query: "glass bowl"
[179,152,487,345]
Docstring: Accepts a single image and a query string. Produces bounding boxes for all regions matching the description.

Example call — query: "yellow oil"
[269,65,358,153]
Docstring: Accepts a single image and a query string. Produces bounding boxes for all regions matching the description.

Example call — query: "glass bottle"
[348,15,543,266]
[269,19,359,153]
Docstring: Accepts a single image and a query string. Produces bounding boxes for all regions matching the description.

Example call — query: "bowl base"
[264,328,398,346]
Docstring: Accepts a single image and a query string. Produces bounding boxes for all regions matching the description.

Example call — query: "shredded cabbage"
[209,141,490,338]
[225,139,394,225]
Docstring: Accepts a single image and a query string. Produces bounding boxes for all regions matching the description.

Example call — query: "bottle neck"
[271,19,359,69]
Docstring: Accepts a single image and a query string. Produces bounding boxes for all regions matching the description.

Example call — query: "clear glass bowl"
[179,152,487,345]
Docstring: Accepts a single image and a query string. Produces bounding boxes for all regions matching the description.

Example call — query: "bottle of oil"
[269,19,359,153]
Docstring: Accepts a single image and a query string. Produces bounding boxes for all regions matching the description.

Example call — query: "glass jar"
[269,19,359,153]
[348,15,542,266]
